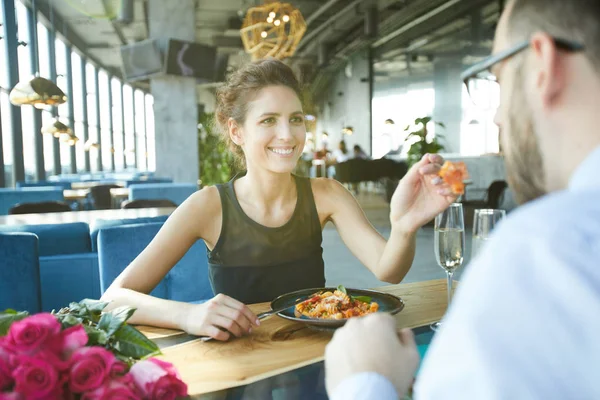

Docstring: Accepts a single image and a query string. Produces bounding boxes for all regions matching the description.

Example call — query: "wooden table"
[63,189,90,201]
[138,279,450,397]
[110,188,130,208]
[0,207,175,226]
[71,181,126,190]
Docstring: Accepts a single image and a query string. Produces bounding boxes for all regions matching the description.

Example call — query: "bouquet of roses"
[0,300,187,400]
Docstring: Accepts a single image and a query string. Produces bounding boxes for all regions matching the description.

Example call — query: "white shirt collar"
[568,145,600,191]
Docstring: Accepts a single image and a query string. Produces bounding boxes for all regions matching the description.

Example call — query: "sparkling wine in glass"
[431,203,465,331]
[471,209,506,258]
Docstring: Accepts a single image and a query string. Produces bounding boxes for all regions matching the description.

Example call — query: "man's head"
[492,0,600,203]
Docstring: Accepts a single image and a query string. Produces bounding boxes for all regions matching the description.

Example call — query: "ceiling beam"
[27,0,123,77]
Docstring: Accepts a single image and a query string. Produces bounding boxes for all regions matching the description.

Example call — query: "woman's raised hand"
[390,154,458,232]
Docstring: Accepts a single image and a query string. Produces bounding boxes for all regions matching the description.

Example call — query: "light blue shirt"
[334,146,600,399]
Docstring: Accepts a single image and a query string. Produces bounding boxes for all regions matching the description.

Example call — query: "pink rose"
[129,358,187,400]
[0,392,25,400]
[69,347,125,393]
[5,314,61,355]
[11,353,62,399]
[57,325,88,359]
[0,339,14,391]
[80,375,141,400]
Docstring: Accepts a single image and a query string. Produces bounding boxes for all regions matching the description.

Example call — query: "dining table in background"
[110,187,130,208]
[0,207,176,226]
[138,278,452,398]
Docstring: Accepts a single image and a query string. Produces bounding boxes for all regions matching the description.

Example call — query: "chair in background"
[462,180,508,209]
[9,200,73,214]
[97,222,213,303]
[0,232,42,313]
[89,215,171,252]
[89,184,121,210]
[121,199,177,209]
[0,222,98,311]
[16,181,72,190]
[462,180,509,227]
[0,187,64,215]
[128,183,198,206]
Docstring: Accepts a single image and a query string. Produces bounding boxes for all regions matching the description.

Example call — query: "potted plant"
[404,116,445,167]
[197,112,238,186]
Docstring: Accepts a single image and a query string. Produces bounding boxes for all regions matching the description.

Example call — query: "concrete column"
[433,57,463,154]
[148,0,198,183]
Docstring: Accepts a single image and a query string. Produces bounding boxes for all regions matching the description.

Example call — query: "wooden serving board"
[137,279,451,396]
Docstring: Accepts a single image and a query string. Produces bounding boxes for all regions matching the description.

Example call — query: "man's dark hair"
[508,0,600,70]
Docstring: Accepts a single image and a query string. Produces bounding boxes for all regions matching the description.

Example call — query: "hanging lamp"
[9,0,67,108]
[240,2,306,60]
[84,139,100,151]
[41,118,71,137]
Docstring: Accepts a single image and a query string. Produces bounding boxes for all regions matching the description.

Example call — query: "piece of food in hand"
[295,286,379,320]
[438,161,470,195]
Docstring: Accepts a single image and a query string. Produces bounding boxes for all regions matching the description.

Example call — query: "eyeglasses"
[461,37,585,106]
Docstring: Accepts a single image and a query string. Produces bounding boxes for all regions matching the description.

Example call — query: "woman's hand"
[181,294,260,341]
[390,154,458,232]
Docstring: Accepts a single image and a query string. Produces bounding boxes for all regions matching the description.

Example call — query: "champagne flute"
[471,209,506,258]
[431,203,465,331]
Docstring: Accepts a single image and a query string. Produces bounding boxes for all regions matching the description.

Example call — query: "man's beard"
[502,69,546,205]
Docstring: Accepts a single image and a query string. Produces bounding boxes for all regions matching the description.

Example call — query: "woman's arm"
[101,187,259,340]
[314,154,456,283]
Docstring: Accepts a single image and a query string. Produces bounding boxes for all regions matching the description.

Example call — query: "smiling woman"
[100,58,458,342]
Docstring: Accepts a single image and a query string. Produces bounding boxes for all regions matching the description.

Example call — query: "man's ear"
[529,32,566,109]
[228,118,244,146]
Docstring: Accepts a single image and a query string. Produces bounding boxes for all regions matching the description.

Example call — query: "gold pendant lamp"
[9,0,67,109]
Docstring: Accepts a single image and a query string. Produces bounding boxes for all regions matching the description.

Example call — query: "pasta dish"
[295,288,379,320]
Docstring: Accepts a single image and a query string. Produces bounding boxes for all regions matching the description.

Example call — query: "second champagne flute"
[432,203,465,331]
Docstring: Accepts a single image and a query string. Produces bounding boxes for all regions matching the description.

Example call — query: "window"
[112,78,124,170]
[135,90,146,170]
[98,69,112,170]
[123,84,135,169]
[371,85,435,159]
[145,94,155,171]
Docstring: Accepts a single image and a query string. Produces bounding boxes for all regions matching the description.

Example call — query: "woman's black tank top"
[207,175,325,304]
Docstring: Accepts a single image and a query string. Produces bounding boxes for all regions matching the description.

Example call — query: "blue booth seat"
[0,232,42,313]
[98,222,212,303]
[17,181,72,190]
[128,183,197,206]
[89,215,170,251]
[0,222,92,256]
[0,187,64,215]
[124,177,173,187]
[0,223,98,312]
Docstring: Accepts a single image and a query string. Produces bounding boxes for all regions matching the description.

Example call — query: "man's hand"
[325,313,420,397]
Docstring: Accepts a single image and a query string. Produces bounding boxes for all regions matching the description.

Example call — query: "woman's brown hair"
[215,59,303,168]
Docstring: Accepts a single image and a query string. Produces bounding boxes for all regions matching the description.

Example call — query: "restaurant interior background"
[0,0,507,202]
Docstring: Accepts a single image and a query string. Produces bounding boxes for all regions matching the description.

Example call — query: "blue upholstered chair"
[128,183,197,206]
[0,222,92,256]
[0,188,64,215]
[0,233,42,313]
[89,215,170,251]
[124,177,173,187]
[97,222,212,302]
[0,223,99,311]
[17,181,72,190]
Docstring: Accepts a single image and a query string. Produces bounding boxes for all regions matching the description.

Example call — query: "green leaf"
[98,306,136,337]
[57,314,83,328]
[78,299,109,313]
[112,325,161,359]
[353,296,372,303]
[436,122,446,128]
[0,310,29,336]
[84,326,108,345]
[336,285,347,295]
